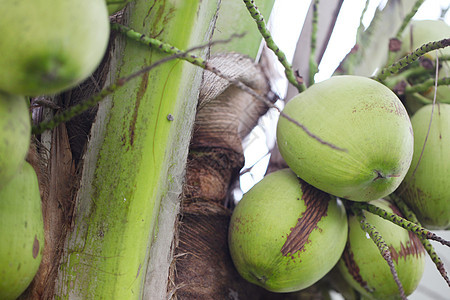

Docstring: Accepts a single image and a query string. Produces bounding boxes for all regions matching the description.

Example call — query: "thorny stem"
[391,195,450,287]
[242,0,306,92]
[34,24,344,152]
[32,34,242,134]
[394,0,425,40]
[352,207,406,300]
[111,23,209,68]
[376,38,450,81]
[32,84,120,134]
[308,0,319,85]
[113,23,345,151]
[386,0,426,65]
[404,77,450,94]
[352,202,450,247]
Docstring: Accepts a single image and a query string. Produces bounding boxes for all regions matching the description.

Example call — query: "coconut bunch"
[228,74,431,297]
[228,16,450,298]
[387,20,450,115]
[390,20,450,230]
[0,0,111,298]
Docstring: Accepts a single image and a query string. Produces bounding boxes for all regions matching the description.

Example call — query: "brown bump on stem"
[389,38,402,52]
[419,57,434,70]
[33,235,40,259]
[280,180,330,256]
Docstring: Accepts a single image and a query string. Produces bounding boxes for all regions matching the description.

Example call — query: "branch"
[394,0,425,40]
[352,207,406,300]
[242,0,306,92]
[32,34,241,134]
[375,38,450,81]
[352,202,450,247]
[113,23,345,151]
[404,77,450,94]
[308,0,319,85]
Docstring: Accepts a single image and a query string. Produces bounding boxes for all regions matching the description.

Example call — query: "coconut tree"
[2,0,449,299]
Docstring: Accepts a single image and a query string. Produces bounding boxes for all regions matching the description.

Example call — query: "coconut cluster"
[0,1,114,298]
[229,21,450,296]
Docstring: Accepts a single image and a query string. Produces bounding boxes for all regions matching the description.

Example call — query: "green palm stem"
[352,202,450,247]
[404,77,450,94]
[113,23,346,151]
[32,34,239,135]
[376,38,450,81]
[242,0,306,92]
[386,0,426,65]
[308,0,319,85]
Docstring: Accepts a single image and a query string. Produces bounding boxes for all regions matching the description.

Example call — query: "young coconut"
[398,20,450,112]
[396,104,450,229]
[0,92,31,189]
[228,169,348,293]
[0,162,44,300]
[338,199,426,299]
[277,76,413,202]
[0,0,110,96]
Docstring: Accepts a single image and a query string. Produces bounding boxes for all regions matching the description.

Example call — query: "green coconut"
[396,103,450,229]
[338,199,426,300]
[399,20,450,61]
[0,162,44,300]
[398,20,450,110]
[0,0,110,96]
[0,92,31,189]
[228,169,348,293]
[277,75,413,202]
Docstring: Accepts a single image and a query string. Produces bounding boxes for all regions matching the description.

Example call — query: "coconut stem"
[32,35,239,134]
[242,0,306,92]
[391,195,450,287]
[113,23,346,152]
[404,77,450,94]
[308,0,319,85]
[352,207,406,300]
[353,202,450,247]
[394,0,425,41]
[385,0,426,65]
[375,38,450,81]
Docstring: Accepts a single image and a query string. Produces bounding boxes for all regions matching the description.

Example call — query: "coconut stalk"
[47,1,220,299]
[211,0,275,59]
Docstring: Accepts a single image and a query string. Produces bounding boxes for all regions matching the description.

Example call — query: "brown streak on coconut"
[280,180,329,256]
[341,241,372,293]
[387,203,426,264]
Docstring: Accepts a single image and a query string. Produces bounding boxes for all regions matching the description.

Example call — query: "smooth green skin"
[0,162,44,300]
[0,92,30,189]
[277,76,414,202]
[338,199,426,300]
[0,0,109,96]
[400,20,450,106]
[397,104,450,229]
[228,169,348,293]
